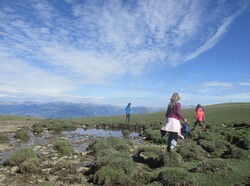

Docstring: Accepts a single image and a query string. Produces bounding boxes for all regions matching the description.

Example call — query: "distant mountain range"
[0,101,195,118]
[0,101,161,118]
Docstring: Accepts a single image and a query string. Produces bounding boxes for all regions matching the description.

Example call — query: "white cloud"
[0,0,248,102]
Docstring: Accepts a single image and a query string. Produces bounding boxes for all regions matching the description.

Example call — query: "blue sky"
[0,0,250,107]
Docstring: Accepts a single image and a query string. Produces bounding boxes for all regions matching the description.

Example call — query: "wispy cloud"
[0,0,248,101]
[203,81,233,88]
[239,82,250,86]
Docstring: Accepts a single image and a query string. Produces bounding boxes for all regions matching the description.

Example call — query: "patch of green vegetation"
[88,137,138,185]
[160,151,184,167]
[192,159,231,175]
[4,147,39,166]
[60,120,76,130]
[87,139,112,154]
[106,136,134,152]
[0,132,9,143]
[221,128,250,150]
[121,129,131,138]
[144,129,168,144]
[44,120,63,131]
[94,150,135,174]
[43,119,76,132]
[221,146,248,160]
[53,139,74,156]
[197,131,223,141]
[50,160,75,175]
[130,163,155,185]
[177,142,207,161]
[19,157,42,173]
[191,159,250,185]
[157,168,197,186]
[15,128,30,141]
[135,146,164,168]
[197,139,230,157]
[33,123,43,134]
[137,146,162,159]
[93,165,130,186]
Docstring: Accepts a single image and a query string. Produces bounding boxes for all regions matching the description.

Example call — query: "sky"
[0,0,250,107]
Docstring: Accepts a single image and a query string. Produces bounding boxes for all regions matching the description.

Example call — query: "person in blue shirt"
[125,103,131,124]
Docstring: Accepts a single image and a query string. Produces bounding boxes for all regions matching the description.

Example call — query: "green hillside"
[183,102,250,124]
[69,102,250,130]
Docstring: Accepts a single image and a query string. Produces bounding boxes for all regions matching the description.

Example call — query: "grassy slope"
[70,102,250,129]
[183,102,250,124]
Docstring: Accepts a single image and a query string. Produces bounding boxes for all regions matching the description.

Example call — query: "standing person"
[161,92,187,152]
[191,104,206,131]
[125,103,131,124]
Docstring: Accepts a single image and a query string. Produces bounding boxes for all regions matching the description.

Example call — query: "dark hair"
[195,104,204,111]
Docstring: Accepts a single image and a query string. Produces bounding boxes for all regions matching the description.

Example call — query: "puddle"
[63,128,139,138]
[0,127,139,164]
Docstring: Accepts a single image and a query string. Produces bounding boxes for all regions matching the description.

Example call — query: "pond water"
[63,128,139,138]
[0,128,140,164]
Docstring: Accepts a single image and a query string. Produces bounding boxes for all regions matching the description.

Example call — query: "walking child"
[192,104,206,131]
[161,92,187,152]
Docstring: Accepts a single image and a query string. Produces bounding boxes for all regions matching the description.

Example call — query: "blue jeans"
[167,132,178,150]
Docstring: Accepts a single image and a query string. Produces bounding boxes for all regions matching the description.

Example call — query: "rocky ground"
[0,120,94,185]
[0,120,147,186]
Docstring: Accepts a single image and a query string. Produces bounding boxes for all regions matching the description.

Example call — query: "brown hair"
[165,92,180,117]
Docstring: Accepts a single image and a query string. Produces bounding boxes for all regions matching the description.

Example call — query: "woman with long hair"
[161,92,187,152]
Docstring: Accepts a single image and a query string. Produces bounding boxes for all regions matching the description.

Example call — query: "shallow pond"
[0,127,140,164]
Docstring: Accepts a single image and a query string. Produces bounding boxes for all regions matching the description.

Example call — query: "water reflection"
[63,128,139,138]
